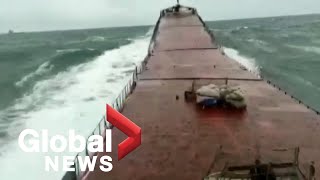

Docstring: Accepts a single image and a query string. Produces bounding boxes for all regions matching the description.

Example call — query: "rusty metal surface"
[159,13,203,28]
[141,49,260,80]
[155,26,216,51]
[84,8,320,180]
[154,12,217,51]
[85,80,320,180]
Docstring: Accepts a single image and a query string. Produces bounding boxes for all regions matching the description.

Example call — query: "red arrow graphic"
[106,104,141,160]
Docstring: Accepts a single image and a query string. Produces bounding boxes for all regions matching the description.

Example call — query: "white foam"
[222,47,260,76]
[86,36,105,42]
[56,49,82,53]
[0,36,150,180]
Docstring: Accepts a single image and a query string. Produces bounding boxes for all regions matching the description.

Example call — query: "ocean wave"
[85,36,105,42]
[230,26,249,33]
[287,45,320,54]
[247,38,267,45]
[15,61,54,87]
[237,26,249,30]
[222,47,260,76]
[0,36,150,180]
[57,48,96,54]
[15,48,100,88]
[246,38,276,53]
[50,48,102,74]
[56,48,81,53]
[312,40,320,45]
[146,27,154,36]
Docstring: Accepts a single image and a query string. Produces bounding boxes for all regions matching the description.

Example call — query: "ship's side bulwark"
[84,8,320,180]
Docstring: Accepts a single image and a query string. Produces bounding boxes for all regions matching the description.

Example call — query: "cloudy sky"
[1,0,320,32]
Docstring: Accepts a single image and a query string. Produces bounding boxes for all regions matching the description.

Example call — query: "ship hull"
[80,6,320,180]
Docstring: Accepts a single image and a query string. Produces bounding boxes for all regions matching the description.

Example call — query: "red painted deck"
[83,8,320,180]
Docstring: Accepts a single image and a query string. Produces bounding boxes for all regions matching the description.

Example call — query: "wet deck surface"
[84,9,320,180]
[155,26,215,51]
[141,50,260,80]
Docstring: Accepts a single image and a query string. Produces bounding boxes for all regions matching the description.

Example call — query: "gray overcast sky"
[1,0,320,32]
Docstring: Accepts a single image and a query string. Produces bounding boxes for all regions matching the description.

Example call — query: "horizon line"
[1,12,319,34]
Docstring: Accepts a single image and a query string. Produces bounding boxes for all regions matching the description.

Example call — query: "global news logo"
[18,105,141,172]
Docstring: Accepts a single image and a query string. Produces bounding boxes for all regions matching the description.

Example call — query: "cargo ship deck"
[82,6,320,180]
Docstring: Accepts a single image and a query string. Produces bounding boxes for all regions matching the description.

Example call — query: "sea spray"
[0,36,150,180]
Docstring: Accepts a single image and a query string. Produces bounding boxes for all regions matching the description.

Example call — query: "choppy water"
[0,14,320,179]
[0,26,151,179]
[208,14,320,111]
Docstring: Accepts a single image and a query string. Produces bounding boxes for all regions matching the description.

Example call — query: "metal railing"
[196,11,218,47]
[147,10,164,55]
[205,148,313,180]
[65,61,146,179]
